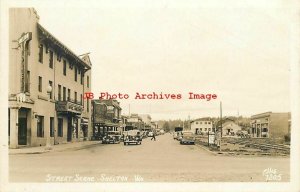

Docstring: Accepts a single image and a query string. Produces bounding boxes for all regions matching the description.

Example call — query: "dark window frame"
[38,44,43,63]
[38,76,42,92]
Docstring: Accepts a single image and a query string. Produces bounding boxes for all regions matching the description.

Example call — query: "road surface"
[9,134,289,182]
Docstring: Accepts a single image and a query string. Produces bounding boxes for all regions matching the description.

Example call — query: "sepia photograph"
[1,0,300,192]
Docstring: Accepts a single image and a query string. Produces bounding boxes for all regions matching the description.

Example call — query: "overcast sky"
[22,1,291,120]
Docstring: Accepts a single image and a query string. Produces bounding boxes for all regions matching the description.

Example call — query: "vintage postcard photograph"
[1,0,300,192]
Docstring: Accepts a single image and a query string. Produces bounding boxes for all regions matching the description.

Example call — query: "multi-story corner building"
[250,112,291,140]
[8,8,92,148]
[190,118,214,134]
[92,99,122,139]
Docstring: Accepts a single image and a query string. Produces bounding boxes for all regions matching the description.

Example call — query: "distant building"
[190,118,214,134]
[92,99,122,139]
[139,114,152,131]
[250,112,290,140]
[218,118,242,137]
[126,114,143,130]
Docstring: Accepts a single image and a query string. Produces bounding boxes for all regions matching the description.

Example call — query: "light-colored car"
[102,131,122,144]
[123,130,142,145]
[180,131,195,145]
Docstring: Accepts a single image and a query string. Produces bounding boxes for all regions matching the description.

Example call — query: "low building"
[250,112,290,140]
[190,118,214,134]
[92,99,122,139]
[139,114,152,131]
[126,114,143,131]
[220,118,242,137]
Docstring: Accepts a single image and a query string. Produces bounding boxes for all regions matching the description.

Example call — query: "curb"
[9,142,101,155]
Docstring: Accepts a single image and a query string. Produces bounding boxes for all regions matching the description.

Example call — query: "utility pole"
[219,101,222,151]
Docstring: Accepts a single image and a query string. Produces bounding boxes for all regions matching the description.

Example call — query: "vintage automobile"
[102,131,122,144]
[123,130,142,145]
[180,131,195,145]
[236,130,251,138]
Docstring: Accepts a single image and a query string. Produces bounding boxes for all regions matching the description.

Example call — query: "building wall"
[269,113,289,140]
[250,112,290,140]
[222,121,241,136]
[191,120,213,134]
[9,8,92,148]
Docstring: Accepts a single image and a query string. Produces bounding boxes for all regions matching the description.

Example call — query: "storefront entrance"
[18,108,28,145]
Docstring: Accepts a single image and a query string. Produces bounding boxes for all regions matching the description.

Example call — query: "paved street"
[9,134,289,182]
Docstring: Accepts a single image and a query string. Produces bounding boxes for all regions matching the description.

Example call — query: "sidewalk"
[9,140,100,155]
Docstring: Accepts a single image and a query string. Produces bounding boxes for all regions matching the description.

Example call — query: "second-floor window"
[49,50,53,69]
[63,87,66,101]
[68,89,70,101]
[38,44,43,63]
[80,73,83,85]
[63,60,67,76]
[38,76,42,92]
[74,67,77,82]
[58,85,61,101]
[49,81,53,99]
[75,91,77,103]
[87,76,89,88]
[80,94,82,105]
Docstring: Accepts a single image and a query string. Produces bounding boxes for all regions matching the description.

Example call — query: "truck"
[173,127,183,140]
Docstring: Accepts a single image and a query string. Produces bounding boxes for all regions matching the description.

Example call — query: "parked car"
[236,130,251,138]
[180,131,195,145]
[102,131,122,144]
[123,130,142,145]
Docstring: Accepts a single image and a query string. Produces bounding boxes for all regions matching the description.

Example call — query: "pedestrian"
[151,133,156,141]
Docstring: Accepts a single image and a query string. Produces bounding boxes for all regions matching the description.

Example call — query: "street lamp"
[45,85,52,150]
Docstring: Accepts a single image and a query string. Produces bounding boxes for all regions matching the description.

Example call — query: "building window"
[205,122,207,124]
[63,60,67,76]
[200,128,202,131]
[49,81,53,99]
[80,73,83,85]
[205,128,207,131]
[74,67,77,82]
[75,91,77,103]
[58,118,63,137]
[49,50,53,69]
[68,89,71,101]
[63,87,66,101]
[196,122,198,124]
[25,71,30,93]
[87,99,89,112]
[58,85,61,101]
[80,94,82,105]
[38,76,42,92]
[200,122,202,124]
[208,128,211,131]
[37,116,44,137]
[87,76,89,88]
[208,122,211,124]
[50,117,54,137]
[38,44,43,63]
[212,128,215,132]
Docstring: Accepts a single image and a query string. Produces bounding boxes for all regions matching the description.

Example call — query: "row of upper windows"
[195,121,211,125]
[37,76,90,112]
[38,44,90,88]
[196,128,215,132]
